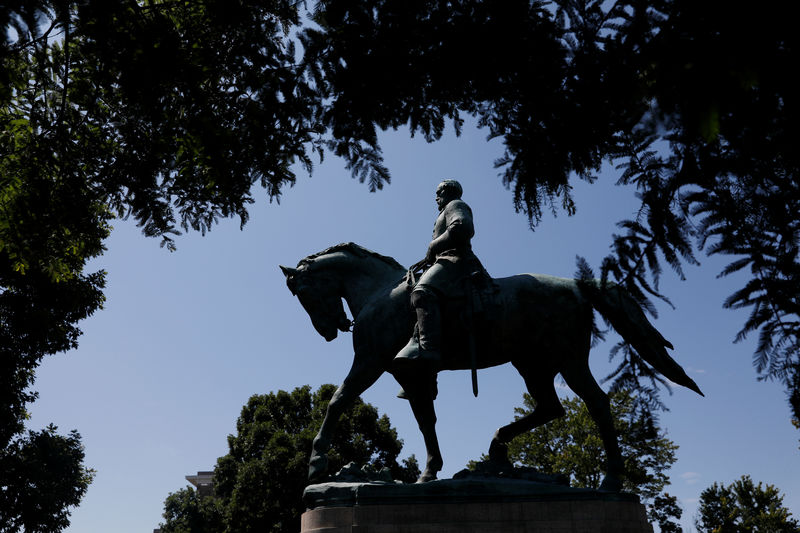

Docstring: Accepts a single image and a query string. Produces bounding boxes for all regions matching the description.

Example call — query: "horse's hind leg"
[489,367,565,466]
[560,361,624,492]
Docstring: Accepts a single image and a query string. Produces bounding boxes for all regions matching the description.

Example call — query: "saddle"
[441,269,500,359]
[405,260,499,322]
[460,267,499,318]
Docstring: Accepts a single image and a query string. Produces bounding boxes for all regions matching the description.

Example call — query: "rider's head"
[436,180,463,210]
[438,180,463,199]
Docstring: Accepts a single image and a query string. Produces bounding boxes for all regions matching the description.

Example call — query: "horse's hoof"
[308,455,329,483]
[599,474,623,492]
[488,439,511,466]
[416,470,438,483]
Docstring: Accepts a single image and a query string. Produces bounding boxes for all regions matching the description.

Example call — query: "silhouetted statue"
[281,193,703,490]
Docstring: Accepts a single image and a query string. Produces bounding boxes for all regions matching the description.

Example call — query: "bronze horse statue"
[280,242,702,490]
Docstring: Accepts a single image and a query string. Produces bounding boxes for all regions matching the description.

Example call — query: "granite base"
[300,478,653,533]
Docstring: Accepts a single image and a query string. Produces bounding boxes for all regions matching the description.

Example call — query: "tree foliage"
[2,5,104,530]
[5,0,797,425]
[481,391,682,531]
[158,384,419,533]
[0,425,94,533]
[695,475,799,533]
[160,487,224,533]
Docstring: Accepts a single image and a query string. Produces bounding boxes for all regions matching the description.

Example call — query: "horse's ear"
[280,265,298,278]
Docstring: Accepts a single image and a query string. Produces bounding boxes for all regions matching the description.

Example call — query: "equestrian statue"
[280,180,703,492]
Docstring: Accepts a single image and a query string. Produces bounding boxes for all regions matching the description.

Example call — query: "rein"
[405,258,430,287]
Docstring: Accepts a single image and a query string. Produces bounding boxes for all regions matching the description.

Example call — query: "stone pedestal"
[300,479,653,533]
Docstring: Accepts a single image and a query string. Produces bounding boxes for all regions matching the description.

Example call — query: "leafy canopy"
[7,0,797,424]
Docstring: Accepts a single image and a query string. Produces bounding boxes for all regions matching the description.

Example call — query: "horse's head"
[280,264,351,342]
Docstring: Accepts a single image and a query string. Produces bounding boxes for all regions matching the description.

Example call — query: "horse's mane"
[298,242,405,271]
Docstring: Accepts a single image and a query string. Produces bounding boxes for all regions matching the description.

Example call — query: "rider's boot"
[394,289,443,371]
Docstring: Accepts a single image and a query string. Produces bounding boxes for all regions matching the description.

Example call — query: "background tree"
[471,391,682,531]
[0,426,93,533]
[695,475,799,533]
[158,384,419,533]
[2,4,105,529]
[159,488,224,533]
[3,1,309,528]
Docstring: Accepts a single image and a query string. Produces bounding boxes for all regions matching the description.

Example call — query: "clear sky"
[27,120,799,532]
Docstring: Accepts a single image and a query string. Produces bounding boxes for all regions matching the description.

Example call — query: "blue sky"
[27,120,799,532]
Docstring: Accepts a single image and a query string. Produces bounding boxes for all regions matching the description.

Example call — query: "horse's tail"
[583,282,704,396]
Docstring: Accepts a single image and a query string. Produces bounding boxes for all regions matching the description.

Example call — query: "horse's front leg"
[309,358,384,483]
[309,424,332,482]
[404,373,443,483]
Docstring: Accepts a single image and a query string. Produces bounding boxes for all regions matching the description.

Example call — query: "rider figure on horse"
[394,179,484,370]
